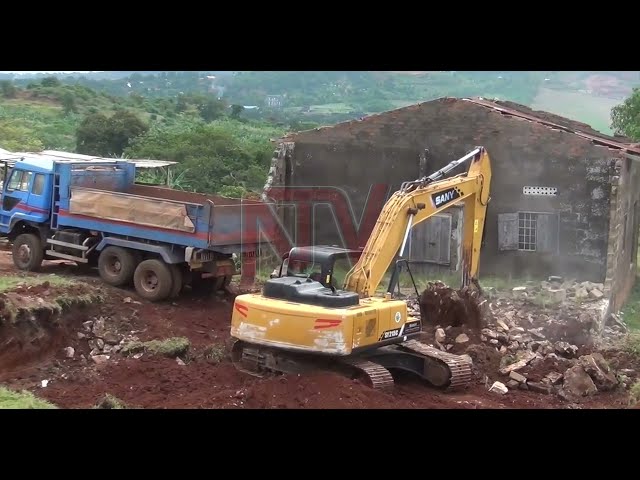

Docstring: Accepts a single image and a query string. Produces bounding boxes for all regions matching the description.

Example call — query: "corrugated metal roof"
[0,148,177,169]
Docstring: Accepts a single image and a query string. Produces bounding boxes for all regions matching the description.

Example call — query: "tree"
[198,98,225,122]
[76,110,148,156]
[611,88,640,141]
[230,104,244,118]
[62,92,78,115]
[108,110,149,155]
[76,113,111,155]
[41,76,61,87]
[0,80,17,98]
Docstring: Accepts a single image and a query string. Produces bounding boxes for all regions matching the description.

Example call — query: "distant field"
[309,103,353,114]
[531,87,622,135]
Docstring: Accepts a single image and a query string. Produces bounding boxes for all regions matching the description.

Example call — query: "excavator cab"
[263,246,363,308]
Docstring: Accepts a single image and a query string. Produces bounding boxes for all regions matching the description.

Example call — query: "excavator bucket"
[418,281,484,330]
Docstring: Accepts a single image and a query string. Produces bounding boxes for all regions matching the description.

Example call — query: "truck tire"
[98,246,137,287]
[133,259,173,302]
[12,233,44,271]
[169,264,183,298]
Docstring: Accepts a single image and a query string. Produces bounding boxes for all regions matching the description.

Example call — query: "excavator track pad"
[398,339,473,390]
[230,338,473,392]
[230,339,395,390]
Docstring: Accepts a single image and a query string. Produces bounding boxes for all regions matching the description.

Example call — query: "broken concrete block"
[455,333,469,344]
[509,371,527,383]
[528,381,553,394]
[548,276,563,283]
[496,319,510,331]
[506,380,520,389]
[545,371,564,385]
[589,289,604,300]
[555,341,578,358]
[435,328,446,343]
[91,355,110,365]
[489,381,508,395]
[579,353,618,391]
[562,365,597,399]
[499,351,536,375]
[575,287,589,299]
[482,328,498,339]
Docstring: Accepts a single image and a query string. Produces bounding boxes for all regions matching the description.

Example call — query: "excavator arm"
[343,147,492,297]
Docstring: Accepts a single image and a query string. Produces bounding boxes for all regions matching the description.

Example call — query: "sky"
[0,71,99,74]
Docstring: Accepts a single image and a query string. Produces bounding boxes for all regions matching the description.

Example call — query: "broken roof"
[281,96,640,156]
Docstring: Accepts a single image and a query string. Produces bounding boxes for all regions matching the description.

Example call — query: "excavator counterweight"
[230,147,492,391]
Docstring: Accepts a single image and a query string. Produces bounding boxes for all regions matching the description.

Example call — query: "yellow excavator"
[230,146,492,390]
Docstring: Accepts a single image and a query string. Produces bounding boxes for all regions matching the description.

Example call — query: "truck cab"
[1,157,52,239]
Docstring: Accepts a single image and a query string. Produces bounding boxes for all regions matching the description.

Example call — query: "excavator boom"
[344,147,492,297]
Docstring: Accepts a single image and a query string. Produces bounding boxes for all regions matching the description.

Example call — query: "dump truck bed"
[55,162,271,252]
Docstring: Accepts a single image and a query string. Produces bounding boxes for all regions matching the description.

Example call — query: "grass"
[121,337,191,359]
[623,333,640,357]
[0,386,57,409]
[203,343,226,364]
[309,103,353,114]
[622,281,640,331]
[0,275,76,293]
[0,275,104,324]
[94,394,128,409]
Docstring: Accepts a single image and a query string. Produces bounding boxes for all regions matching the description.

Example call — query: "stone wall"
[604,154,640,311]
[269,98,622,283]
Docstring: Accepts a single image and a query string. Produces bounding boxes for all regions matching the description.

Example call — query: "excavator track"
[398,339,473,390]
[339,357,395,391]
[230,339,395,391]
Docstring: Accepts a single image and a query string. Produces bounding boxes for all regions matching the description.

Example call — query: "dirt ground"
[0,242,637,409]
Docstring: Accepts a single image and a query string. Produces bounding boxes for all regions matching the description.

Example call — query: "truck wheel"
[169,264,183,298]
[12,233,44,271]
[133,259,173,302]
[98,246,137,287]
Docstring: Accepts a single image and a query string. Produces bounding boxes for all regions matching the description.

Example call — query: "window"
[287,259,322,281]
[32,174,45,196]
[331,256,355,288]
[7,171,23,191]
[6,170,34,192]
[518,212,537,251]
[498,211,559,254]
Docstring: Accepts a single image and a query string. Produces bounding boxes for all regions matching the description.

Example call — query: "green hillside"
[0,77,286,198]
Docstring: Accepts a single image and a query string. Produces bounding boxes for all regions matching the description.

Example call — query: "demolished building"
[263,97,640,311]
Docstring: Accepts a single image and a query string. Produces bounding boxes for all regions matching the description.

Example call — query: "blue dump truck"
[0,152,270,302]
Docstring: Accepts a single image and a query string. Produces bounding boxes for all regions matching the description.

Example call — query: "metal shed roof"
[0,148,177,169]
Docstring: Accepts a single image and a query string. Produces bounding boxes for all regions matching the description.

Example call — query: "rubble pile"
[407,276,635,403]
[70,316,140,365]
